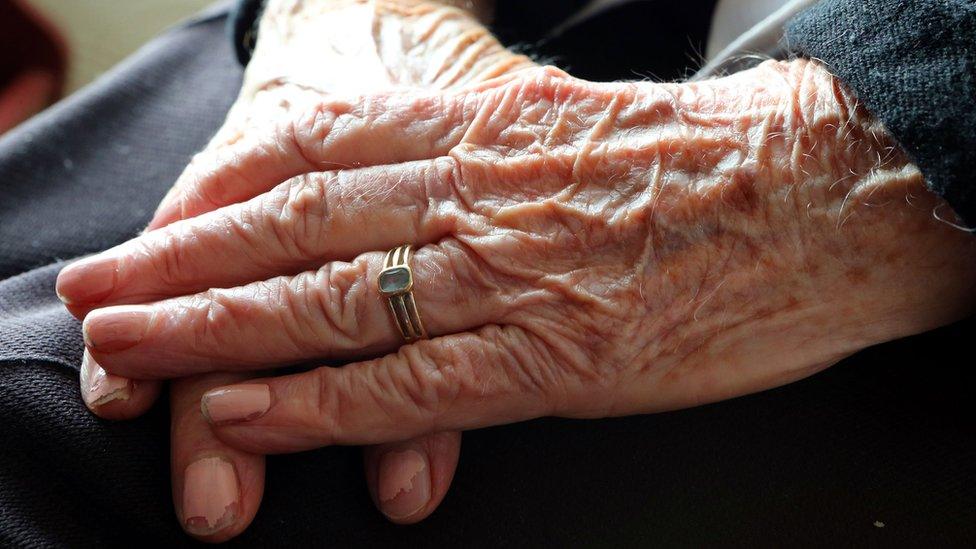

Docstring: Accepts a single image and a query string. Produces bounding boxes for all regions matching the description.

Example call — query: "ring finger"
[82,238,519,379]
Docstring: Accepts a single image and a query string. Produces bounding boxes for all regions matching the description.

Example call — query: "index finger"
[148,90,477,230]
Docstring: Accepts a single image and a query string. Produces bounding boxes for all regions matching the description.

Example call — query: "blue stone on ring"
[379,266,412,295]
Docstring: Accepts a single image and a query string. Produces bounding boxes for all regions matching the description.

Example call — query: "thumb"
[363,431,461,524]
[171,373,265,542]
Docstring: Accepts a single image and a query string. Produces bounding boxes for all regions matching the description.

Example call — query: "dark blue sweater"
[789,0,976,226]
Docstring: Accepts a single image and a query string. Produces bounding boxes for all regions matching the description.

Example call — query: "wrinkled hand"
[61,57,976,472]
[63,0,531,541]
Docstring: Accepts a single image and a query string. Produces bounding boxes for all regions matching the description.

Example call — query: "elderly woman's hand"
[61,58,976,526]
[60,0,530,540]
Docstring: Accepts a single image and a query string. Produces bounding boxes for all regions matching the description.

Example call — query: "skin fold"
[57,0,976,541]
[66,0,520,541]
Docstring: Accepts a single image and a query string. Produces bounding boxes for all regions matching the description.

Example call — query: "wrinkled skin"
[57,0,976,542]
[63,0,529,541]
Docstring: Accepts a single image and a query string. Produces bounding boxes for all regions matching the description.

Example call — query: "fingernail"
[201,384,272,425]
[378,449,431,520]
[83,306,153,353]
[80,351,131,407]
[56,255,119,305]
[182,456,240,536]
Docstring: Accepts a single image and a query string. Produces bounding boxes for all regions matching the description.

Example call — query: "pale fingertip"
[182,456,241,537]
[366,432,461,525]
[80,351,131,408]
[83,305,154,354]
[377,449,432,521]
[172,375,266,543]
[56,254,119,306]
[55,284,72,306]
[80,351,163,421]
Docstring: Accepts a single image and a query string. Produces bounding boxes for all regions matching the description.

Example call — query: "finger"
[83,240,516,379]
[149,65,587,230]
[364,431,461,524]
[202,325,556,454]
[171,373,265,542]
[148,89,481,230]
[56,158,471,314]
[80,349,162,420]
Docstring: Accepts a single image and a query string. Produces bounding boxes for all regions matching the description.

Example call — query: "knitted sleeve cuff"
[787,0,976,227]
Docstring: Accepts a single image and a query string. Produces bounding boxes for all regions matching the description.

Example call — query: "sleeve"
[786,0,976,226]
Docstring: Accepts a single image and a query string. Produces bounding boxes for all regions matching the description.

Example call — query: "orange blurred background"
[0,0,210,134]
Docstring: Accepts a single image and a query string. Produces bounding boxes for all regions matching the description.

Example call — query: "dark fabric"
[491,0,592,48]
[229,0,717,85]
[2,2,975,547]
[499,0,720,82]
[229,0,266,66]
[787,0,976,227]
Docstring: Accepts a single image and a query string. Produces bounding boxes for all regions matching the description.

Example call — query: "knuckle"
[289,99,352,168]
[287,113,322,168]
[193,173,233,213]
[517,65,575,96]
[188,288,244,354]
[429,156,463,196]
[311,367,344,445]
[141,229,190,289]
[417,240,499,310]
[184,149,243,214]
[224,204,280,270]
[405,158,467,239]
[266,173,335,261]
[284,173,333,221]
[429,156,474,218]
[304,259,371,349]
[396,341,468,419]
[534,65,572,81]
[265,275,322,354]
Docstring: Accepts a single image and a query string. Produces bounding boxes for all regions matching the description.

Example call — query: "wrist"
[780,59,976,342]
[247,0,519,96]
[654,59,975,372]
[781,59,976,345]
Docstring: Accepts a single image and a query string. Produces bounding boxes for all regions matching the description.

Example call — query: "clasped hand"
[55,0,976,542]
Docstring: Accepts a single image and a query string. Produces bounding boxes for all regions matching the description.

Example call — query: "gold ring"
[378,245,428,342]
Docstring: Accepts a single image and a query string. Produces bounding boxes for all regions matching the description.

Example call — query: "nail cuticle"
[201,384,272,425]
[83,306,154,353]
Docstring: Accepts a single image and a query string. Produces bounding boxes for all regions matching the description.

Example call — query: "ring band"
[378,245,428,342]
